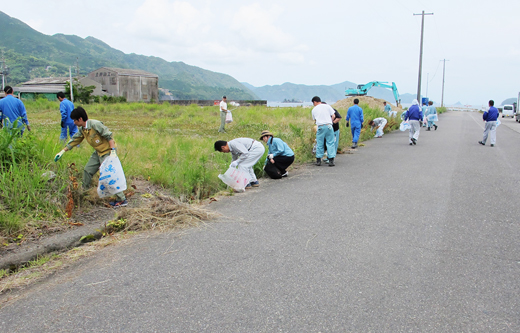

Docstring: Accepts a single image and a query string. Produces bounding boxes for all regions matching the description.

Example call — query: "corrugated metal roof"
[21,77,70,85]
[97,67,158,77]
[14,86,65,93]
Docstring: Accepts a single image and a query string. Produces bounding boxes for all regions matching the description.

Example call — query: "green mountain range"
[0,11,256,100]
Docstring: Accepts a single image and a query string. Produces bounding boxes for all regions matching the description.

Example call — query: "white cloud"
[127,0,212,46]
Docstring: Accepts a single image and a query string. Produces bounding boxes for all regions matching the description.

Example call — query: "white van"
[502,105,514,118]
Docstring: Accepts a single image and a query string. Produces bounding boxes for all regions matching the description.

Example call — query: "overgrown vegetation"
[0,100,401,241]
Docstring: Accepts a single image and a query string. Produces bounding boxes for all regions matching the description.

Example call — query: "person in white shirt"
[219,96,228,133]
[311,96,336,166]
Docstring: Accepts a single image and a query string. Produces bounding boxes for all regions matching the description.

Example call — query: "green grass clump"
[1,101,403,239]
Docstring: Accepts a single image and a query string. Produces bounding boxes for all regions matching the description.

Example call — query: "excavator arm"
[345,81,401,106]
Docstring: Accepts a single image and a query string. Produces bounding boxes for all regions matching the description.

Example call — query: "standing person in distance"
[421,101,428,127]
[404,99,423,145]
[426,101,438,131]
[0,86,31,134]
[214,138,265,188]
[322,102,342,158]
[346,98,364,149]
[259,130,295,178]
[383,101,391,116]
[54,107,128,207]
[219,96,228,133]
[311,96,336,166]
[57,92,78,141]
[478,100,499,147]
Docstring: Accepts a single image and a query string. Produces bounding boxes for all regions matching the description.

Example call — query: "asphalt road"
[1,111,519,332]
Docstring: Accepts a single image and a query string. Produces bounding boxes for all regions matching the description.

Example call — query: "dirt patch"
[333,96,402,111]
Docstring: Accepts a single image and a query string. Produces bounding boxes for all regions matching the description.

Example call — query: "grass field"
[0,99,404,240]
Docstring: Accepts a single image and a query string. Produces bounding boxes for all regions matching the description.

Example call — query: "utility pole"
[69,66,74,103]
[426,73,429,98]
[0,50,6,90]
[441,59,449,107]
[413,10,434,103]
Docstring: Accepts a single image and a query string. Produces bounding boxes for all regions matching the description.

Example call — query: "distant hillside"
[246,80,414,105]
[245,81,356,103]
[0,11,256,100]
[501,98,517,105]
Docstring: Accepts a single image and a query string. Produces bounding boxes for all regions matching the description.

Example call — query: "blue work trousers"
[316,124,336,159]
[351,125,361,143]
[60,123,78,141]
[427,120,436,128]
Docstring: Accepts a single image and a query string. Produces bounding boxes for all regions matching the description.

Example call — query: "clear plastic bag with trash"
[399,121,411,131]
[218,166,250,192]
[427,114,439,122]
[97,155,127,198]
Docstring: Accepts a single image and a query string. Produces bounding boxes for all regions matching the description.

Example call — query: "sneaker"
[109,199,128,208]
[478,141,485,145]
[245,183,252,189]
[328,158,335,167]
[427,127,431,131]
[316,158,321,166]
[281,172,288,177]
[409,143,413,145]
[351,143,358,149]
[412,138,417,145]
[490,144,494,147]
[250,181,260,187]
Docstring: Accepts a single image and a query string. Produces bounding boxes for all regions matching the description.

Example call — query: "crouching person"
[54,107,127,207]
[259,130,295,179]
[215,138,265,189]
[369,117,387,138]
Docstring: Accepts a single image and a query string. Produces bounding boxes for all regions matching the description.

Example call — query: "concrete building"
[14,77,103,101]
[88,67,159,102]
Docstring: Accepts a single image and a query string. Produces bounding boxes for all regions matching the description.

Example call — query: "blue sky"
[3,0,519,105]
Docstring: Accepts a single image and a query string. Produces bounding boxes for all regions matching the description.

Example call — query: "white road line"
[468,112,485,130]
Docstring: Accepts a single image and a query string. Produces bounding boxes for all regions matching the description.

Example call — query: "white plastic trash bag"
[496,119,501,127]
[399,121,411,131]
[427,114,439,122]
[375,128,384,137]
[218,167,250,192]
[97,155,127,198]
[225,111,233,123]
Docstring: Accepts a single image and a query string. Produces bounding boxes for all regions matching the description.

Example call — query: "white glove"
[110,148,117,157]
[268,154,274,160]
[54,149,66,162]
[230,161,238,168]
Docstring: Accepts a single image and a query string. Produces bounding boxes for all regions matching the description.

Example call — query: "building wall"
[88,69,159,102]
[88,69,118,96]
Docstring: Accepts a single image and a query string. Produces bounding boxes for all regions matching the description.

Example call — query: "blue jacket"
[483,106,498,122]
[0,95,29,128]
[265,137,294,164]
[405,105,423,121]
[346,105,364,127]
[60,98,75,124]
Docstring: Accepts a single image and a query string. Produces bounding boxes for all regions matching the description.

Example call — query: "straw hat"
[259,130,274,140]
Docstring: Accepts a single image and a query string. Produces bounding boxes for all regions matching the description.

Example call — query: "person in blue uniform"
[0,86,31,134]
[346,98,364,149]
[57,92,78,141]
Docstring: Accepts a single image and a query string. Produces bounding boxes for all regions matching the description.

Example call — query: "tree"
[64,80,95,104]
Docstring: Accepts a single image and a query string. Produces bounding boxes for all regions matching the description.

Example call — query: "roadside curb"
[0,220,110,271]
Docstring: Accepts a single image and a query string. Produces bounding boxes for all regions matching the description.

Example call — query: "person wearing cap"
[53,107,128,207]
[219,96,228,133]
[0,86,31,134]
[368,117,387,138]
[57,91,78,141]
[260,130,294,178]
[214,138,265,188]
[311,96,336,166]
